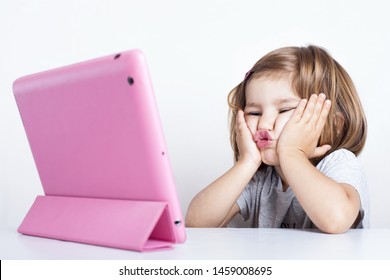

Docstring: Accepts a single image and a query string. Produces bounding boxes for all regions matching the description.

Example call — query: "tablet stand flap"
[18,195,175,252]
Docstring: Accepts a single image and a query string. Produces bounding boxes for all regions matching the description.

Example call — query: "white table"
[1,226,390,259]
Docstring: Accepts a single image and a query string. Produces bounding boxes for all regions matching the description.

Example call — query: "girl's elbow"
[185,217,202,228]
[185,211,200,227]
[316,211,358,234]
[185,211,212,228]
[319,222,349,234]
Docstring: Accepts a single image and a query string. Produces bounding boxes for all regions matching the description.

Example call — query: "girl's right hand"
[235,110,262,168]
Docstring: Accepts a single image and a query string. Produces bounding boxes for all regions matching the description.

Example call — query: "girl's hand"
[277,93,332,159]
[236,110,262,167]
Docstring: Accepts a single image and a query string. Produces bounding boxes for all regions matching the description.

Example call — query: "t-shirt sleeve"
[316,149,369,228]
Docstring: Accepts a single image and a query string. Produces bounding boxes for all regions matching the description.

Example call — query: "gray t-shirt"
[235,149,369,229]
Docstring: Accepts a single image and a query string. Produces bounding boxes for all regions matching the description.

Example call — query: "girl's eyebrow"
[245,102,258,107]
[276,97,301,105]
[246,97,300,107]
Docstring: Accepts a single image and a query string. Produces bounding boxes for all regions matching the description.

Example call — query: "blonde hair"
[228,45,367,164]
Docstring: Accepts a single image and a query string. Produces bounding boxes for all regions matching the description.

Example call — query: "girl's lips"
[256,139,273,149]
[254,130,274,149]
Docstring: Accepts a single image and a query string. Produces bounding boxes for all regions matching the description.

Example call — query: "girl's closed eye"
[279,107,296,114]
[245,112,262,117]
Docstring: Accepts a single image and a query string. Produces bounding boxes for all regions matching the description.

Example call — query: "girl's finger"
[300,94,317,123]
[316,99,332,129]
[311,93,327,122]
[311,144,332,158]
[236,110,250,136]
[236,110,245,126]
[291,98,308,121]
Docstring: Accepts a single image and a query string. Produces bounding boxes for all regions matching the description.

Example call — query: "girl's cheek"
[275,112,294,133]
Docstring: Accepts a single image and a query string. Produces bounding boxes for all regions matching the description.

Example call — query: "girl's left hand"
[277,93,332,159]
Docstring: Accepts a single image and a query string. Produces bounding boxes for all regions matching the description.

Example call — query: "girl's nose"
[257,113,275,131]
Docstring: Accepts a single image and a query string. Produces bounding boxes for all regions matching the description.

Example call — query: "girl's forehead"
[245,76,299,103]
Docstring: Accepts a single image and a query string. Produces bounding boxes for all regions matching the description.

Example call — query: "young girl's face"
[244,76,301,166]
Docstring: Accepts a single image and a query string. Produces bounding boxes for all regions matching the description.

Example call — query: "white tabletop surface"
[1,226,390,260]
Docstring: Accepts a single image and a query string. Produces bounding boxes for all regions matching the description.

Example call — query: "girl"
[186,45,368,233]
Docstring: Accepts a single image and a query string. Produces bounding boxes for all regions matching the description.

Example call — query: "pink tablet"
[13,50,186,251]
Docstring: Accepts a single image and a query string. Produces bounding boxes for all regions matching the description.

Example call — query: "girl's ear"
[334,112,345,135]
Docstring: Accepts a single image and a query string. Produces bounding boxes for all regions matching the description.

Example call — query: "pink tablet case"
[13,50,186,251]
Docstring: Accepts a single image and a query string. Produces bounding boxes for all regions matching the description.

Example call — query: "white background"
[3,260,389,280]
[1,0,389,230]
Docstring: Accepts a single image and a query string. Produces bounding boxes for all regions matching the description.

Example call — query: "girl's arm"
[186,160,259,227]
[277,94,360,233]
[279,152,360,233]
[186,110,261,227]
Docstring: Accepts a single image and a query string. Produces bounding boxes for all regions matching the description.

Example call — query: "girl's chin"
[260,149,279,166]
